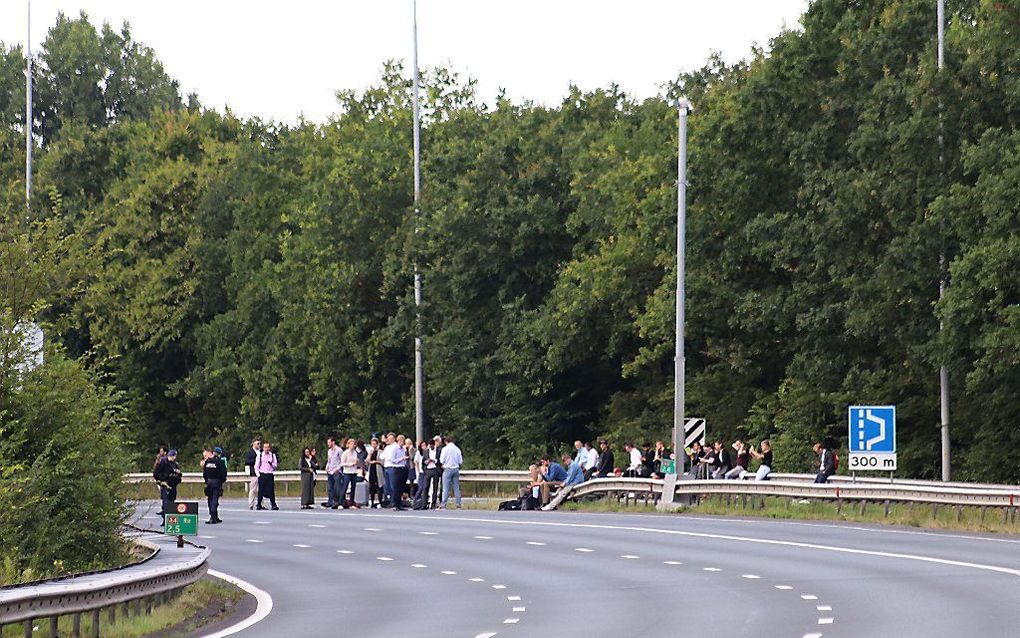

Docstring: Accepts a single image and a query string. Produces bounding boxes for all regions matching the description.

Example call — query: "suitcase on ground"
[354,480,369,506]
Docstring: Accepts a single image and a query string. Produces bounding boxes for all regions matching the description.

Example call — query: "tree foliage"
[1,1,1018,482]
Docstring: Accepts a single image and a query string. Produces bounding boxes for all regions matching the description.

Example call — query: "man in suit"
[595,440,614,478]
[243,438,261,510]
[813,442,836,483]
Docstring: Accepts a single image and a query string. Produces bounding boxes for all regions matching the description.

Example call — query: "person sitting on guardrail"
[562,454,585,486]
[624,443,642,478]
[521,463,544,500]
[749,440,772,480]
[696,442,716,479]
[595,440,614,478]
[725,441,750,479]
[709,441,732,479]
[153,449,182,526]
[583,441,599,480]
[541,456,567,483]
[813,443,836,483]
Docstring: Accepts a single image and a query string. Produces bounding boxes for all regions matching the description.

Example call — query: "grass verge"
[1,577,244,638]
[560,494,1020,534]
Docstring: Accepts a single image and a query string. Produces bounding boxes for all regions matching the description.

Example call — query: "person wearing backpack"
[813,442,836,483]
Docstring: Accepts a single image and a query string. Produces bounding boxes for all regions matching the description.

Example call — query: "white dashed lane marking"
[803,634,823,638]
[507,596,521,601]
[245,539,263,543]
[441,570,457,575]
[513,606,526,612]
[574,547,594,553]
[419,531,438,535]
[503,618,519,624]
[199,535,216,539]
[364,527,382,532]
[293,544,311,548]
[703,567,722,572]
[491,584,506,589]
[475,634,497,638]
[308,524,326,528]
[818,618,834,625]
[376,556,393,561]
[526,541,545,546]
[801,595,818,600]
[253,521,271,525]
[469,577,485,582]
[474,535,493,540]
[620,555,639,559]
[664,561,682,565]
[775,585,793,590]
[337,550,353,554]
[817,605,832,611]
[411,564,427,568]
[742,574,760,579]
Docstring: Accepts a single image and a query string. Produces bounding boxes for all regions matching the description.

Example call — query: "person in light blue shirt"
[541,457,567,483]
[573,440,589,468]
[562,455,585,486]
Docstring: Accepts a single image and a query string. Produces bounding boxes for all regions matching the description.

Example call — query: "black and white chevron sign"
[684,418,706,448]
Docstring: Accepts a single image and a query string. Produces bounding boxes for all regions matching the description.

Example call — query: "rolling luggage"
[354,480,369,506]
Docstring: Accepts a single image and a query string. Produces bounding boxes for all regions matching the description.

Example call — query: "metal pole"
[411,0,426,444]
[25,0,32,212]
[672,99,691,476]
[937,0,951,481]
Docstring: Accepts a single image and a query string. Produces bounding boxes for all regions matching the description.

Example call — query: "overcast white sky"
[2,1,810,123]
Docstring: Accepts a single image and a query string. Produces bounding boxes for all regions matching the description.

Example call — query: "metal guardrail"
[124,469,1014,490]
[545,477,1020,514]
[0,533,209,636]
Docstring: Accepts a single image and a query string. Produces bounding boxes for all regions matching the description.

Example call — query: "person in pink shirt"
[256,441,279,510]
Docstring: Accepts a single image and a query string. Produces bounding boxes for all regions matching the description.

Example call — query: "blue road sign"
[848,406,896,453]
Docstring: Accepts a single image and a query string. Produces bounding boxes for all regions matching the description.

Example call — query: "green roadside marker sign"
[165,502,198,536]
[661,459,676,475]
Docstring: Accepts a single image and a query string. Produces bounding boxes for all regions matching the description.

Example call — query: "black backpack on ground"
[520,495,539,510]
[498,498,522,511]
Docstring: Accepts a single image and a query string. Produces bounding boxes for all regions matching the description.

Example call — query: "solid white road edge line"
[202,569,273,638]
[305,512,1020,578]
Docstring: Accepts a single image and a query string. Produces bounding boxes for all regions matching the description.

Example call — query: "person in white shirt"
[339,438,362,509]
[625,443,643,478]
[323,437,343,509]
[382,432,408,510]
[439,436,463,509]
[583,441,599,480]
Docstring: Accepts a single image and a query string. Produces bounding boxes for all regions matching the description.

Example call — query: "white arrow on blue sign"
[848,406,896,453]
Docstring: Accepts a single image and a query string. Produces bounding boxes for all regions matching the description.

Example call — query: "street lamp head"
[677,97,693,113]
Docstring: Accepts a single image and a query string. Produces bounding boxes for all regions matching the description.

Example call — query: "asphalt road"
[134,498,1019,638]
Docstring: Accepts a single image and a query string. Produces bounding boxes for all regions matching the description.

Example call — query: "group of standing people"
[244,433,466,512]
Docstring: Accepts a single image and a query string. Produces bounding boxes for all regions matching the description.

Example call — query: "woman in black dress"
[299,447,318,509]
[366,437,385,508]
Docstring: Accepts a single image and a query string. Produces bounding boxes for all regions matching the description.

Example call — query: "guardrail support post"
[108,604,116,624]
[884,500,891,518]
[145,596,153,615]
[859,501,866,516]
[50,616,59,637]
[931,503,938,519]
[836,498,842,514]
[90,609,100,638]
[22,619,32,638]
[71,613,81,638]
[134,598,142,616]
[955,505,963,522]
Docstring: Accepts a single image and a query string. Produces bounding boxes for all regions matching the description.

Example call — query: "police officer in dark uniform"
[153,449,182,527]
[203,447,228,524]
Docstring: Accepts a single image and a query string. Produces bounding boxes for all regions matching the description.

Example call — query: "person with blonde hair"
[750,440,773,481]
